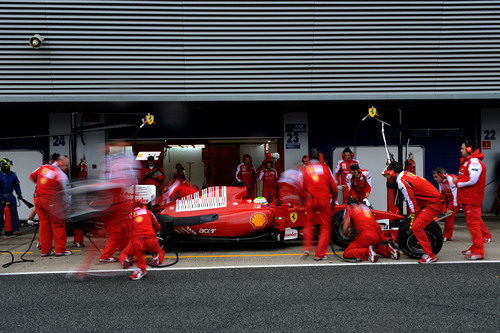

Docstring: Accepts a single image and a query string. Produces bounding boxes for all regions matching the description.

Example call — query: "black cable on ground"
[149,241,179,268]
[86,234,101,253]
[1,224,38,268]
[329,239,360,263]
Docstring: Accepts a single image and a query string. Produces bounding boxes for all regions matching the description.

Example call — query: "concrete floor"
[0,214,499,275]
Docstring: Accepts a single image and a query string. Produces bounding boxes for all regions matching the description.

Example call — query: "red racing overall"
[343,204,393,260]
[259,168,278,203]
[301,160,337,258]
[457,150,491,257]
[397,171,441,258]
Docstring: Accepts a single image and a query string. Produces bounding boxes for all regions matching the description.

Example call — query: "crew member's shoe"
[122,257,132,269]
[72,242,85,248]
[484,238,492,244]
[388,242,400,260]
[41,251,55,257]
[313,255,328,261]
[443,237,452,242]
[129,268,147,280]
[418,254,437,264]
[55,250,72,256]
[4,231,13,236]
[12,231,22,236]
[461,249,472,255]
[99,257,118,263]
[368,245,379,263]
[465,254,484,260]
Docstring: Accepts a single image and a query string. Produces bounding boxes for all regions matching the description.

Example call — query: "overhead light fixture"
[29,34,44,49]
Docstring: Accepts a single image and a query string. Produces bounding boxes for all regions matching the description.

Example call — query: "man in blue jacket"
[0,158,23,236]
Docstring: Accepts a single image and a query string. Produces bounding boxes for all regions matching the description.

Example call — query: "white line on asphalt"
[0,259,499,276]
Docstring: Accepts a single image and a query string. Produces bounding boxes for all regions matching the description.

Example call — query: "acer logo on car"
[198,228,216,234]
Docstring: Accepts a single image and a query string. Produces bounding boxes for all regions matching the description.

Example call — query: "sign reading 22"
[484,130,496,140]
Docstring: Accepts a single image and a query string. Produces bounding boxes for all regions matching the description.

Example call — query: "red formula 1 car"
[155,185,444,258]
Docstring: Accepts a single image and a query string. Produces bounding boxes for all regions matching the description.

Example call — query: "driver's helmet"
[253,197,268,206]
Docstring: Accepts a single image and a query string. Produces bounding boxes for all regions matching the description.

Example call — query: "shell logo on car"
[135,216,143,223]
[250,213,268,228]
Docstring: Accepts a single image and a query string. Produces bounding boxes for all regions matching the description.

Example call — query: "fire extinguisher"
[3,202,12,235]
[77,157,88,180]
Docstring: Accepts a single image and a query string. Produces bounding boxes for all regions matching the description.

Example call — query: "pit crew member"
[334,147,360,203]
[29,156,71,256]
[301,149,338,260]
[259,161,278,203]
[456,140,491,260]
[235,154,257,199]
[385,162,441,264]
[432,167,458,241]
[120,205,165,280]
[345,164,372,205]
[140,155,166,192]
[0,158,23,236]
[342,199,400,262]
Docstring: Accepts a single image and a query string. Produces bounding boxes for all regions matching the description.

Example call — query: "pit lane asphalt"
[0,263,499,332]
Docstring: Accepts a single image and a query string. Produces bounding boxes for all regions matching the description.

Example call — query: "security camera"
[29,34,44,49]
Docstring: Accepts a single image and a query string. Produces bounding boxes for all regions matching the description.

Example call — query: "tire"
[331,210,355,248]
[397,220,443,259]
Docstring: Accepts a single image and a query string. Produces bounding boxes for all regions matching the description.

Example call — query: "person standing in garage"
[455,140,491,260]
[259,160,278,203]
[334,147,360,204]
[385,162,441,264]
[301,149,338,260]
[0,158,23,236]
[140,155,166,194]
[235,154,257,199]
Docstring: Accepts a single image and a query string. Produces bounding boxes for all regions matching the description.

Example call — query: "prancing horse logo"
[290,212,298,223]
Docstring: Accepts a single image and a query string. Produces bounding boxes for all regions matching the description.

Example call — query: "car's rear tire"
[331,210,355,248]
[397,220,443,259]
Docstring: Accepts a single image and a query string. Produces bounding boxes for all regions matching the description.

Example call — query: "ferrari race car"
[154,185,444,259]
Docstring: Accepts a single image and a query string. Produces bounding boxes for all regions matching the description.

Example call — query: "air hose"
[1,224,38,268]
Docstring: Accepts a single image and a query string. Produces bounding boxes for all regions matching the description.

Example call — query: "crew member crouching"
[342,198,399,262]
[121,205,165,281]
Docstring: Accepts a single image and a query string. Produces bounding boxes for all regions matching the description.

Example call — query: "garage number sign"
[286,123,306,149]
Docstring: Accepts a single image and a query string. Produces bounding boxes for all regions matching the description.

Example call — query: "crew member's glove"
[409,214,415,230]
[362,198,372,208]
[27,219,36,226]
[17,194,23,201]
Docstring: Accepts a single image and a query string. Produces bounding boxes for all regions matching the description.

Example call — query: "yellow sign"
[135,216,143,223]
[146,113,155,125]
[368,107,377,118]
[251,213,268,228]
[290,212,298,223]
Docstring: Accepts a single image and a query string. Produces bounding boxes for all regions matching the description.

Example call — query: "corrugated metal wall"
[1,0,500,101]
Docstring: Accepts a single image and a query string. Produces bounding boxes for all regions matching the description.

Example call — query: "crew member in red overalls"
[140,155,166,194]
[120,205,165,280]
[259,161,278,203]
[342,199,400,262]
[235,154,257,199]
[155,174,198,211]
[385,161,441,264]
[345,164,372,204]
[301,149,338,260]
[29,156,71,257]
[456,140,491,260]
[98,149,141,263]
[334,147,360,204]
[432,167,459,241]
[278,168,305,208]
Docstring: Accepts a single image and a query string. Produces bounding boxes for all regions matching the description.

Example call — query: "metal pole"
[397,108,404,214]
[70,112,78,180]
